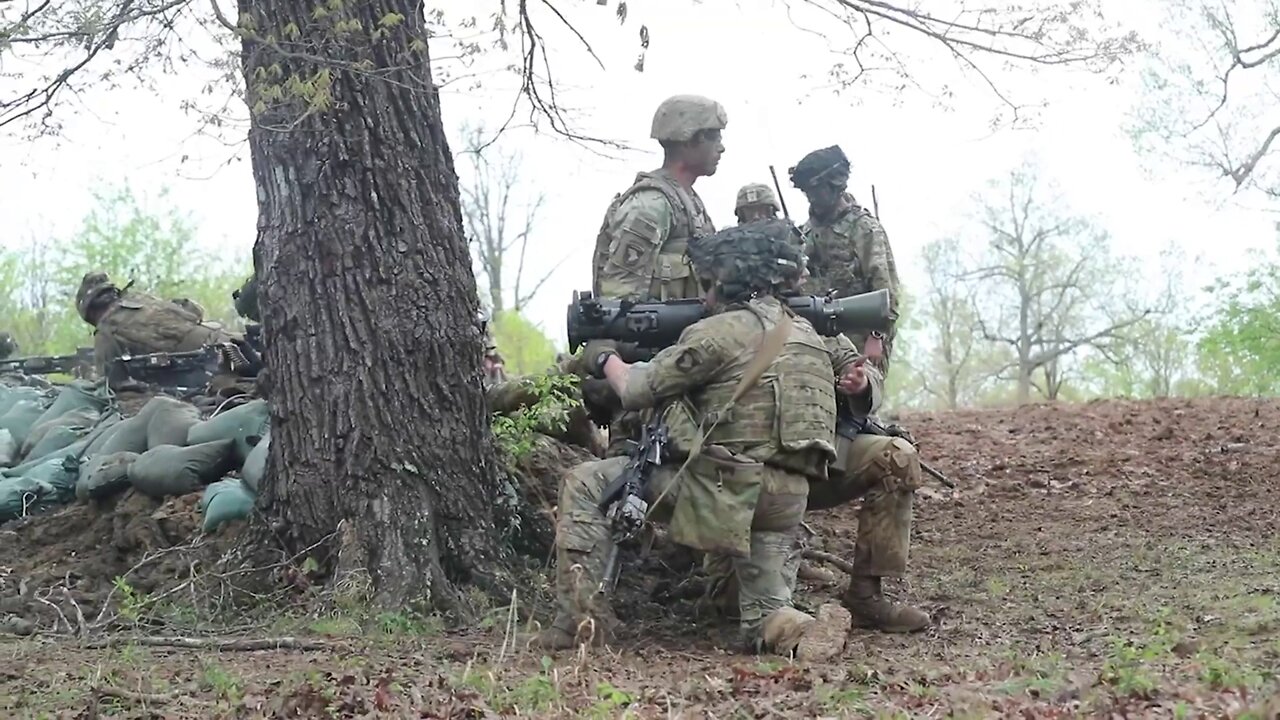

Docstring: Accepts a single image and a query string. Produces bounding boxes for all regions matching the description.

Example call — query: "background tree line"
[0,185,251,357]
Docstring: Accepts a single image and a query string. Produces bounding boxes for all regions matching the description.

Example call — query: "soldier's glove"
[581,378,621,426]
[583,339,621,379]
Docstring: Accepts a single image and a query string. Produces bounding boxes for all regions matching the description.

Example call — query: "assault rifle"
[837,411,956,489]
[0,348,95,377]
[566,287,891,359]
[598,418,669,593]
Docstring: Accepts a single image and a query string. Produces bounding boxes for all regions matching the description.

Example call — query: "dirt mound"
[3,397,1278,718]
[0,489,206,633]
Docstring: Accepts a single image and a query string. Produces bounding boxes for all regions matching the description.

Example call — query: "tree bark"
[236,0,506,610]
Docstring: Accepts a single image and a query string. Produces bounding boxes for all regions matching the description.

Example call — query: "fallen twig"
[802,548,856,576]
[94,685,179,704]
[82,635,337,651]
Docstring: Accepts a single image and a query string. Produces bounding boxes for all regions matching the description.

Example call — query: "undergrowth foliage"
[490,373,580,460]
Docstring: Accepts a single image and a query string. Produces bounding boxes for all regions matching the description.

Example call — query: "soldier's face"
[736,205,775,223]
[687,130,724,177]
[803,183,841,214]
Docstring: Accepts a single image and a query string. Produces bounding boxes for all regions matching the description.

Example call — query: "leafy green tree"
[492,310,558,377]
[1196,243,1280,395]
[0,186,249,357]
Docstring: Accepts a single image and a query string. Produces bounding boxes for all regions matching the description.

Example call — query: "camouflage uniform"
[0,333,17,360]
[790,146,901,376]
[701,345,932,633]
[734,183,780,225]
[477,310,508,388]
[540,222,849,656]
[75,272,234,380]
[592,95,726,456]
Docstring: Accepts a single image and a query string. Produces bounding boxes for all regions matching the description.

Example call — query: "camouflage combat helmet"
[75,271,119,322]
[650,94,728,143]
[688,219,805,300]
[0,332,17,360]
[789,145,850,190]
[232,275,260,322]
[735,183,779,212]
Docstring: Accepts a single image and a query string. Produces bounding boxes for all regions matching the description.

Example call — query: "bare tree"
[967,162,1151,404]
[914,238,1000,409]
[1131,0,1280,196]
[457,123,561,313]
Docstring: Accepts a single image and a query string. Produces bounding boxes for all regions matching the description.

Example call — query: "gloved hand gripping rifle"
[597,418,669,593]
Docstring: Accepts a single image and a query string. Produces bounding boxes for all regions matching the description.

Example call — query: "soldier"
[534,221,863,659]
[592,93,726,302]
[734,183,780,225]
[0,332,17,360]
[478,310,508,388]
[232,274,260,323]
[790,145,901,375]
[701,359,933,634]
[74,271,238,382]
[590,93,726,457]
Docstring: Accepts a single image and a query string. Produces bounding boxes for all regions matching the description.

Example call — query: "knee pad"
[879,437,921,493]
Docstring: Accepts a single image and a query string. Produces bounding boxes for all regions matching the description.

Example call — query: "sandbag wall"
[0,378,267,532]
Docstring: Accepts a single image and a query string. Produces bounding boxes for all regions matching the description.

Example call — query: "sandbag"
[1,414,117,480]
[32,380,110,429]
[25,425,89,463]
[200,478,255,532]
[0,429,14,467]
[145,397,202,449]
[81,413,126,457]
[187,399,269,465]
[0,400,48,448]
[0,475,56,522]
[129,440,234,498]
[241,428,269,493]
[21,407,99,460]
[21,454,79,498]
[0,386,42,417]
[75,451,139,501]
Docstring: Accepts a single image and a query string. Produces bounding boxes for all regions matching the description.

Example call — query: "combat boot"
[842,576,930,633]
[529,611,618,650]
[758,604,850,661]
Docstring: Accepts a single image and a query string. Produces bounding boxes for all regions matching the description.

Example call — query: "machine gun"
[107,341,260,394]
[566,287,891,359]
[597,418,669,593]
[0,348,95,377]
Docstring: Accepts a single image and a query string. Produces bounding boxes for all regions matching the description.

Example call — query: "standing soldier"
[789,145,901,376]
[590,94,727,456]
[733,183,781,225]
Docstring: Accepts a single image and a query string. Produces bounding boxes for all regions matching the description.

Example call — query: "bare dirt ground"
[2,397,1278,718]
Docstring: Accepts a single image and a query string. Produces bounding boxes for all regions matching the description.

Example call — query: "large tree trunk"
[237,0,506,610]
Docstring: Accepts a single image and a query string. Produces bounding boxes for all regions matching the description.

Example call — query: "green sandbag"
[0,386,43,417]
[96,398,171,456]
[21,407,99,459]
[75,451,139,501]
[129,440,234,498]
[0,400,48,448]
[187,399,269,465]
[200,478,255,532]
[80,413,126,457]
[31,380,110,430]
[0,429,14,468]
[21,454,79,498]
[25,425,89,463]
[145,397,202,449]
[241,428,269,493]
[1,413,117,480]
[0,475,56,522]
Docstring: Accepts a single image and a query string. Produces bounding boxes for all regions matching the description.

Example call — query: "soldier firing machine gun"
[566,287,954,576]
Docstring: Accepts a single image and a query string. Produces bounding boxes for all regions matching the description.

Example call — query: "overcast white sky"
[1,0,1275,349]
